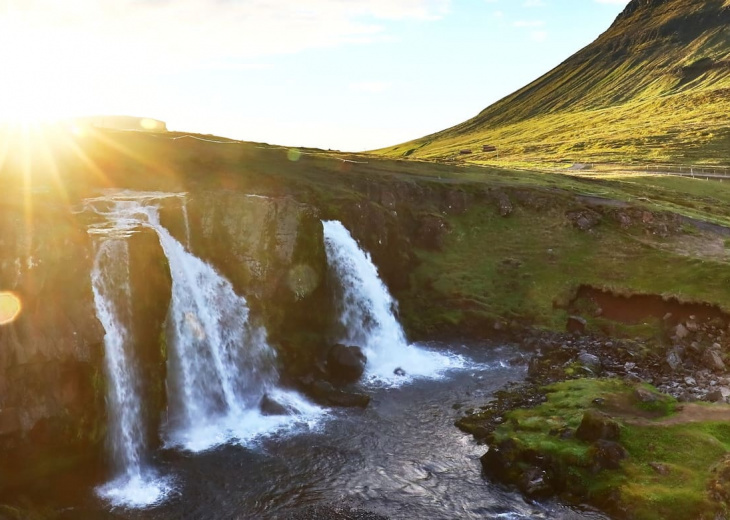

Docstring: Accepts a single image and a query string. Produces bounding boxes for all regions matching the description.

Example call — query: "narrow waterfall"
[91,239,170,508]
[87,191,323,458]
[322,220,464,385]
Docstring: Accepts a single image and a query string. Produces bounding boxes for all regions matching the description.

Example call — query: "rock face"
[159,192,331,347]
[0,199,105,495]
[0,189,330,498]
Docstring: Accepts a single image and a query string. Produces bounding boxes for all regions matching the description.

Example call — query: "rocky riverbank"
[457,314,730,519]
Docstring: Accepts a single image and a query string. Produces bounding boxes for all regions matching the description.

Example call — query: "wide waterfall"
[322,220,463,385]
[87,191,323,507]
[91,239,171,508]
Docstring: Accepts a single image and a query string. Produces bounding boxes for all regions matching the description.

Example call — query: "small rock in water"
[259,394,290,416]
[394,367,406,377]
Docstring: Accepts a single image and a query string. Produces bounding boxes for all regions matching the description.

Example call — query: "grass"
[491,379,730,519]
[400,194,730,334]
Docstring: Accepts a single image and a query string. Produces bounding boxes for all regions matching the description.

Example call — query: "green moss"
[490,379,730,519]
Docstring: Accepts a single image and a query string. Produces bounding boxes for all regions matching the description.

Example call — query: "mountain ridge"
[377,0,730,165]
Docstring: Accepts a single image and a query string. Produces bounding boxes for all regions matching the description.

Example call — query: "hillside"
[377,0,730,166]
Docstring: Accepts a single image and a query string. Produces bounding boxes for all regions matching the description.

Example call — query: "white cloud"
[531,30,548,42]
[1,0,452,74]
[349,81,392,93]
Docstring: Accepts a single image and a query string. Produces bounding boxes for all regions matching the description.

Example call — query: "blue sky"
[1,0,630,151]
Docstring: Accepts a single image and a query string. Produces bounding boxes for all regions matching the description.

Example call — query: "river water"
[62,342,606,520]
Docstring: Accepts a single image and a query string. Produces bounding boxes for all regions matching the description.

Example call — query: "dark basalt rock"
[326,344,367,386]
[567,316,587,334]
[259,394,290,416]
[518,466,554,498]
[588,440,628,471]
[480,438,521,481]
[575,410,621,442]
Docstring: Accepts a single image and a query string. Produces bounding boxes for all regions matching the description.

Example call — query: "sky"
[0,0,631,151]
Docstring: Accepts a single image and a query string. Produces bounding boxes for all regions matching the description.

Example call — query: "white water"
[91,239,171,508]
[87,191,324,458]
[322,220,464,385]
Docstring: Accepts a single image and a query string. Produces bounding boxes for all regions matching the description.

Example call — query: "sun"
[0,8,140,127]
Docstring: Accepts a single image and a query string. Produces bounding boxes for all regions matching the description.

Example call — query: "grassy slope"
[376,0,730,166]
[9,127,730,335]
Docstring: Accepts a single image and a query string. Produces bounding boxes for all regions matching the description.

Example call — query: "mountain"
[377,0,730,165]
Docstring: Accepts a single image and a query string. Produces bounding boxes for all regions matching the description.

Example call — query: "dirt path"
[624,403,730,427]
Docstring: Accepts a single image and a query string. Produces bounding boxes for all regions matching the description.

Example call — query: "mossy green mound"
[486,378,730,519]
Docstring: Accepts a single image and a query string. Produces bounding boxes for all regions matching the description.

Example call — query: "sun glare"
[0,11,136,126]
[0,292,22,325]
[0,29,94,125]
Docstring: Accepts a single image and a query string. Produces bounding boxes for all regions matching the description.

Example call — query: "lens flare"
[287,148,302,162]
[0,292,22,325]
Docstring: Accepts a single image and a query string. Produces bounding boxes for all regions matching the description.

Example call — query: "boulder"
[326,344,367,386]
[578,352,602,373]
[675,323,690,339]
[576,410,620,442]
[665,349,683,372]
[567,316,587,334]
[481,438,521,481]
[707,389,726,403]
[589,440,628,471]
[259,394,290,416]
[518,466,553,498]
[634,387,660,403]
[703,349,726,373]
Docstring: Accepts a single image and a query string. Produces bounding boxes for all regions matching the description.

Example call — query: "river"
[58,342,606,520]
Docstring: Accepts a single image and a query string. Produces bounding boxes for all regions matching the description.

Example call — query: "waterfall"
[87,191,323,458]
[91,239,171,508]
[322,220,464,385]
